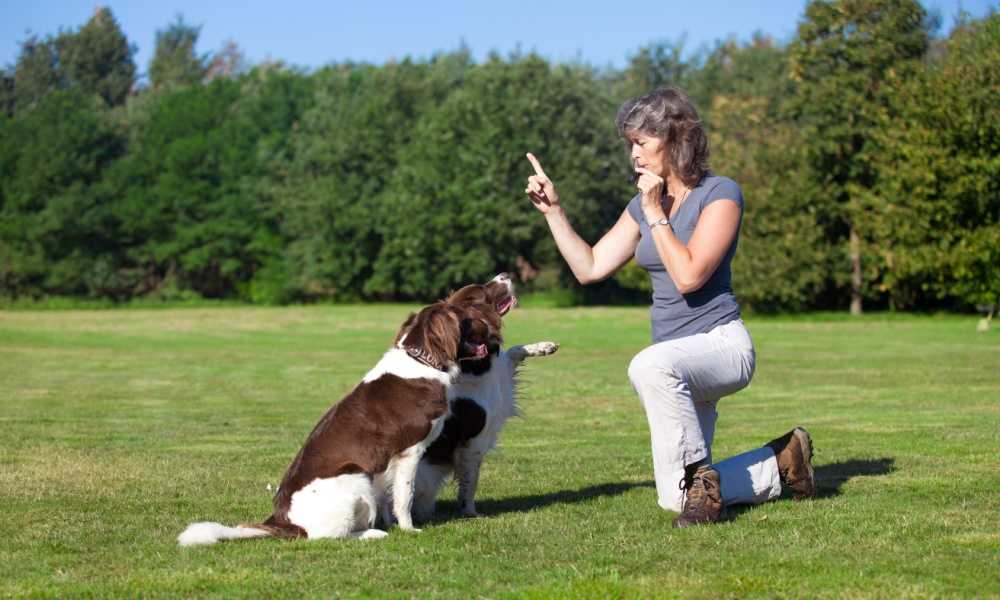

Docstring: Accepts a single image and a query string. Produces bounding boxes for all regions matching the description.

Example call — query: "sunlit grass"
[1,307,998,598]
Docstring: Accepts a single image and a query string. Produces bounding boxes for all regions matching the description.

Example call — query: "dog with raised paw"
[406,273,559,522]
[178,301,492,545]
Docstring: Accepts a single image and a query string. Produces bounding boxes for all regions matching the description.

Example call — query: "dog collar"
[400,345,445,371]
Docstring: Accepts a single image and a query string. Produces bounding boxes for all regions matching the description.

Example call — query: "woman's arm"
[544,208,640,284]
[645,200,741,294]
[633,168,741,294]
[526,153,639,285]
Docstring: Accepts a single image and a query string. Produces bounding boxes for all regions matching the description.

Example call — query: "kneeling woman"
[524,87,815,526]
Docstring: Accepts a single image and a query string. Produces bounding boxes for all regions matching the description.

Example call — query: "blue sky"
[2,0,995,75]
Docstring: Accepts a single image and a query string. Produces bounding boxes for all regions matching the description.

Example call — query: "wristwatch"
[649,217,671,229]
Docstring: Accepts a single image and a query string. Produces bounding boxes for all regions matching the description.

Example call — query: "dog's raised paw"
[524,341,559,356]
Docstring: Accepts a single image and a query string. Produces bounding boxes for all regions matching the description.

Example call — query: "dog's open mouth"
[496,294,517,316]
[461,341,489,360]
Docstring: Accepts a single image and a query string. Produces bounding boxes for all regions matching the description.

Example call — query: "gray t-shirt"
[626,174,743,343]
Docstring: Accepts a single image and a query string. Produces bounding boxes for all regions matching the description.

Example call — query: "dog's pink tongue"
[475,343,488,358]
[498,295,517,315]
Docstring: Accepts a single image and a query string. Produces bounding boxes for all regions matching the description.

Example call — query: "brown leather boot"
[765,427,816,500]
[672,464,723,528]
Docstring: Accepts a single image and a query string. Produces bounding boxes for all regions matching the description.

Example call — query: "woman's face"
[628,131,669,178]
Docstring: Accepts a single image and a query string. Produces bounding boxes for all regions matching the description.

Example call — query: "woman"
[524,87,815,527]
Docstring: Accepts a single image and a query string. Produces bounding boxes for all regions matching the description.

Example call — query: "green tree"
[866,14,1000,310]
[9,8,135,113]
[714,93,829,312]
[55,7,136,107]
[367,55,627,300]
[109,79,258,297]
[620,38,690,98]
[0,90,125,297]
[11,36,60,112]
[231,65,315,303]
[686,34,791,120]
[788,0,930,314]
[277,54,469,301]
[0,70,13,116]
[149,16,207,91]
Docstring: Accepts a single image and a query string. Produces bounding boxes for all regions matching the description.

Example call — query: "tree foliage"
[149,16,207,91]
[866,14,1000,309]
[55,7,135,107]
[276,57,463,301]
[366,56,627,300]
[1,4,997,313]
[0,90,125,296]
[9,8,135,113]
[11,36,61,112]
[788,0,931,313]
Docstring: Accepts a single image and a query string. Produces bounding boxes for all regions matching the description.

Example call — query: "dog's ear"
[394,312,417,345]
[486,309,503,345]
[403,303,461,367]
[422,305,461,366]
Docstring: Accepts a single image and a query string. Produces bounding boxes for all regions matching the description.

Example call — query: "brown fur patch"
[268,373,450,526]
[445,281,510,347]
[264,302,486,532]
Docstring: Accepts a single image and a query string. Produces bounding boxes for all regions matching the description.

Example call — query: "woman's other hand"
[636,167,667,221]
[525,153,561,215]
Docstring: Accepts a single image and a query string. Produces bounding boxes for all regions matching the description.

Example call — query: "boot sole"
[791,427,815,499]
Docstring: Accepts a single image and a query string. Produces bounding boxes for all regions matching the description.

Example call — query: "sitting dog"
[410,273,558,521]
[178,302,491,545]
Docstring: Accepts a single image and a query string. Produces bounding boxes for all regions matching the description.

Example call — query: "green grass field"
[1,306,998,598]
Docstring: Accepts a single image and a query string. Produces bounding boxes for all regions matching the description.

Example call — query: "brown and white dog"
[408,274,558,521]
[178,302,491,545]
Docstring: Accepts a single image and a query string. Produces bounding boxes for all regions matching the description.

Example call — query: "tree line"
[1,1,997,312]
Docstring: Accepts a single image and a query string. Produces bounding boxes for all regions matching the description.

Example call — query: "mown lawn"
[1,306,997,598]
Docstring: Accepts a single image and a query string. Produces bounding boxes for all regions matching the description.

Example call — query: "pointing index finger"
[526,153,548,179]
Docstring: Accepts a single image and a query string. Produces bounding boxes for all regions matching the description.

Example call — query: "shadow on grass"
[431,480,655,521]
[430,459,895,523]
[814,457,896,498]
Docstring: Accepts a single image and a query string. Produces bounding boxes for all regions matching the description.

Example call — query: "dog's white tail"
[179,474,386,545]
[177,522,271,547]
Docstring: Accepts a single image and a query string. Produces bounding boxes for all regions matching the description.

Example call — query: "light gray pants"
[627,319,781,512]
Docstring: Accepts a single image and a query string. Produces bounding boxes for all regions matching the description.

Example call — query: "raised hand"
[525,153,561,214]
